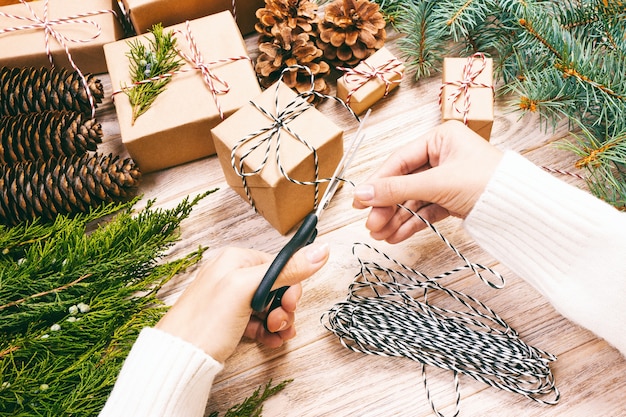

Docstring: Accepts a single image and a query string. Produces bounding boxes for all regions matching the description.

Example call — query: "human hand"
[155,243,329,363]
[353,120,503,243]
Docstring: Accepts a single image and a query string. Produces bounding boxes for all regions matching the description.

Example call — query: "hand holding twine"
[337,58,404,106]
[440,52,494,125]
[0,0,117,118]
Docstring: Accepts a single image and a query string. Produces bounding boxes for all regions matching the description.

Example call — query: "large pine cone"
[0,111,102,164]
[0,66,104,117]
[0,153,141,226]
[256,0,320,40]
[317,0,386,66]
[256,25,330,95]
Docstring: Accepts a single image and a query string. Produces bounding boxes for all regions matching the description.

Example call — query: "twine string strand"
[323,205,559,416]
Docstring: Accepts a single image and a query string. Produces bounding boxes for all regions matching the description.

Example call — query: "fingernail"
[305,242,329,263]
[277,321,288,331]
[354,184,374,201]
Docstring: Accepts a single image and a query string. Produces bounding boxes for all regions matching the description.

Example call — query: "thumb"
[354,167,450,208]
[273,242,330,290]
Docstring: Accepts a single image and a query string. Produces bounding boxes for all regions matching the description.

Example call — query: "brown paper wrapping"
[336,47,404,115]
[212,81,344,235]
[0,0,123,74]
[104,12,261,173]
[441,56,494,140]
[121,0,264,35]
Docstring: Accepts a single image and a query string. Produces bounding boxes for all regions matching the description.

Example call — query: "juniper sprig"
[124,23,183,124]
[0,191,214,416]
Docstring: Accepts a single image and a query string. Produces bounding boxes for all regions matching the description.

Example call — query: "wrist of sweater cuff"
[99,327,223,417]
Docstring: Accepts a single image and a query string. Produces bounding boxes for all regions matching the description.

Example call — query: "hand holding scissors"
[251,110,371,318]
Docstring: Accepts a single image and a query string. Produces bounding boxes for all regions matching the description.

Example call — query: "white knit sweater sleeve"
[99,327,223,417]
[464,151,626,356]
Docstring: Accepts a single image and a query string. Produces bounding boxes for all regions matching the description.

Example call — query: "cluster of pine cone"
[0,66,141,227]
[255,0,386,96]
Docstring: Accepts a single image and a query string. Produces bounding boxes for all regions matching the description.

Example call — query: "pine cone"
[0,66,104,117]
[317,0,386,66]
[0,153,141,226]
[256,25,330,95]
[255,0,320,40]
[0,111,102,164]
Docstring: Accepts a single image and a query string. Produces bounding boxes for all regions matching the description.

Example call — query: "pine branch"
[124,24,183,124]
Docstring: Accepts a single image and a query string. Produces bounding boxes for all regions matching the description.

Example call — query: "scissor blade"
[315,109,371,218]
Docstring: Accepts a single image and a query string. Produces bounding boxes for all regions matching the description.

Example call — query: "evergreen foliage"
[376,0,626,209]
[125,24,183,124]
[0,191,214,416]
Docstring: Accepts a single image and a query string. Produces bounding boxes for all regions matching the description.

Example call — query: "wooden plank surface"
[4,7,624,415]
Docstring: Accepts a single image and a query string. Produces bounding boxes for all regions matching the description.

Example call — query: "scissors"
[251,109,371,317]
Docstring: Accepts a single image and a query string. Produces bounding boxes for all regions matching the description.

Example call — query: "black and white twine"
[230,65,358,212]
[322,205,559,416]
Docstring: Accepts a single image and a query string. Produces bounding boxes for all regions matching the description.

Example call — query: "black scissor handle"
[251,213,319,313]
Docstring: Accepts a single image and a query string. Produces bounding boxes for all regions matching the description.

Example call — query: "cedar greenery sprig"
[209,379,293,417]
[0,192,214,416]
[125,23,183,124]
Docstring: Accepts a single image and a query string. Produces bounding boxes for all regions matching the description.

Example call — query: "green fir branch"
[124,24,183,124]
[396,1,448,80]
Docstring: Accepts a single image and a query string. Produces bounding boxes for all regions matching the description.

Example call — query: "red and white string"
[337,58,404,106]
[440,53,494,125]
[0,0,117,118]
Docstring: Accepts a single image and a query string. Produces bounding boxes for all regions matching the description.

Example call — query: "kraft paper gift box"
[211,81,344,235]
[120,0,265,35]
[336,47,404,116]
[441,55,494,141]
[104,12,261,173]
[0,0,124,74]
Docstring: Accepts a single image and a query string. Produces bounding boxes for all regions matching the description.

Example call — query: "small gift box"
[0,0,124,74]
[104,12,261,173]
[120,0,264,35]
[441,53,494,140]
[211,81,344,234]
[336,47,404,115]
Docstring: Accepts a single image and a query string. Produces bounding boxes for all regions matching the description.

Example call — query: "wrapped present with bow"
[104,12,261,173]
[119,0,264,35]
[440,53,494,140]
[0,0,124,74]
[211,80,344,234]
[336,47,404,115]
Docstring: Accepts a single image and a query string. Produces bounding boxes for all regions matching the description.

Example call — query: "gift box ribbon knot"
[0,0,119,118]
[439,52,494,125]
[231,83,324,212]
[230,65,359,213]
[337,58,404,106]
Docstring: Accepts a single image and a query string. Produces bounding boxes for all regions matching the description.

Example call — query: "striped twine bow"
[112,21,251,121]
[230,65,359,212]
[337,58,404,106]
[0,0,117,119]
[440,52,494,126]
[173,20,250,120]
[322,205,559,417]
